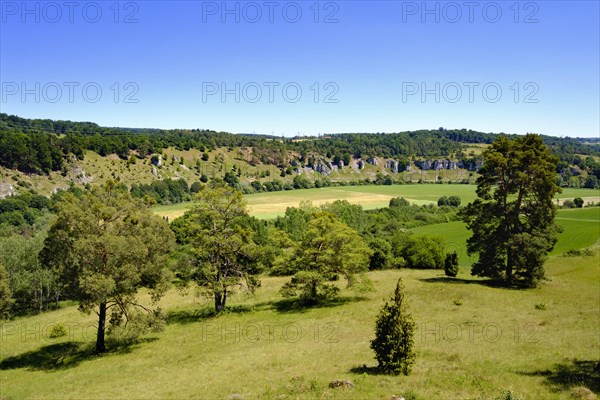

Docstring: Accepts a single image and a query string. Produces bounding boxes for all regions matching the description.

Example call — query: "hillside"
[2,233,598,399]
[1,114,599,199]
[0,147,480,199]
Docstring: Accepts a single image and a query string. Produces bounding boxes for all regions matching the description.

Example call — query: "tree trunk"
[96,302,107,353]
[214,290,227,312]
[506,251,514,286]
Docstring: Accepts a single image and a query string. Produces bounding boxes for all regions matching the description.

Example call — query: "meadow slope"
[1,208,599,399]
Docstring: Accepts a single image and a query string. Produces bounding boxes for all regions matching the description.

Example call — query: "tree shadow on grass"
[0,338,157,371]
[270,295,369,314]
[349,364,384,376]
[166,296,369,325]
[166,308,216,325]
[519,359,600,394]
[419,276,525,290]
[0,342,91,371]
[166,304,257,325]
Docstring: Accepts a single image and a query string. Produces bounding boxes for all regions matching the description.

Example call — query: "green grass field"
[1,249,598,399]
[3,187,599,399]
[412,207,600,266]
[153,185,600,220]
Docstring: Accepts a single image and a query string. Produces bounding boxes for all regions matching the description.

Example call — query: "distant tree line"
[130,179,191,204]
[3,114,599,186]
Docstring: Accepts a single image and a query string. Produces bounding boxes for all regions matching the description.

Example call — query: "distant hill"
[1,113,599,199]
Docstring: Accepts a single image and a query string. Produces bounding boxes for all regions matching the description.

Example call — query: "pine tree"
[444,251,459,277]
[371,278,415,375]
[460,134,561,287]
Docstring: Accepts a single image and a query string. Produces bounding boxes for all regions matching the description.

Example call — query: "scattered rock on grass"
[328,380,354,389]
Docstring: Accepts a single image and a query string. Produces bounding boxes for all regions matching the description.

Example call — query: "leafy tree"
[438,196,461,207]
[41,182,175,353]
[371,278,415,375]
[223,171,240,189]
[444,251,459,277]
[273,202,315,242]
[190,181,202,194]
[584,175,599,189]
[0,262,14,319]
[368,238,393,270]
[447,196,461,207]
[320,200,367,232]
[292,174,312,189]
[250,181,264,192]
[280,212,372,305]
[389,197,410,208]
[573,197,584,208]
[130,179,190,204]
[460,134,562,287]
[172,183,261,312]
[394,234,445,269]
[0,229,59,315]
[562,199,576,208]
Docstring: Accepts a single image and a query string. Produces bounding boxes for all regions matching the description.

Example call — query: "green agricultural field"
[153,185,600,220]
[1,249,598,399]
[412,207,600,266]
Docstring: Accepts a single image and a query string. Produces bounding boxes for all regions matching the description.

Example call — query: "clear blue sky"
[1,1,598,137]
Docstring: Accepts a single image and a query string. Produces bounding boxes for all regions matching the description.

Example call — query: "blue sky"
[1,1,598,137]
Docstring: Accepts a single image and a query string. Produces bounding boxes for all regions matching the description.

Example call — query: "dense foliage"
[40,182,175,352]
[0,192,53,229]
[460,135,562,287]
[171,183,262,312]
[279,212,372,304]
[130,179,191,204]
[0,261,14,319]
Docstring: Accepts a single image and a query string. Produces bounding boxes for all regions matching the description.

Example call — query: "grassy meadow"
[2,184,599,399]
[1,250,598,399]
[153,185,600,220]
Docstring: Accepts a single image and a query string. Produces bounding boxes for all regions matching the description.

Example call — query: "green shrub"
[402,390,419,400]
[190,182,202,193]
[49,324,67,339]
[563,249,594,257]
[394,234,445,269]
[444,251,459,277]
[371,278,415,375]
[437,196,461,207]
